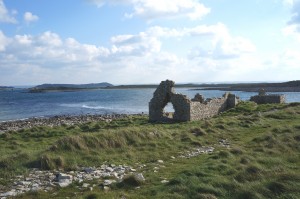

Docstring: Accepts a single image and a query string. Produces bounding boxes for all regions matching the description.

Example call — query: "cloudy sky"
[0,0,299,85]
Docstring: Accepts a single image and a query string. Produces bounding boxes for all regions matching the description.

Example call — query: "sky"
[0,0,300,86]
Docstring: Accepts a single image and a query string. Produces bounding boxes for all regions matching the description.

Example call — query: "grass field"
[0,101,299,199]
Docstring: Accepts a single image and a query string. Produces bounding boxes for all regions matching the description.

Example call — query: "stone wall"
[190,97,228,121]
[149,80,239,122]
[250,89,285,104]
[149,80,175,121]
[250,95,285,104]
[171,93,191,121]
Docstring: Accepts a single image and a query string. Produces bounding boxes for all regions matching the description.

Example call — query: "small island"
[0,86,14,91]
[29,82,113,92]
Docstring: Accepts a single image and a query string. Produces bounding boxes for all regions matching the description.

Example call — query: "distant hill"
[0,86,13,90]
[29,82,113,92]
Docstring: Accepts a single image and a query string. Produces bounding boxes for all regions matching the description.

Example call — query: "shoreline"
[0,113,146,133]
[192,86,300,92]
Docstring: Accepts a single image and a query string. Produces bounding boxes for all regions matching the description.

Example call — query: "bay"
[1,88,300,122]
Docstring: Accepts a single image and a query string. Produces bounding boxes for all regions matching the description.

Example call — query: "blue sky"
[0,0,300,85]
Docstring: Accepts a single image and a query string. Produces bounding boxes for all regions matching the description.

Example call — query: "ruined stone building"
[250,88,285,104]
[149,80,239,122]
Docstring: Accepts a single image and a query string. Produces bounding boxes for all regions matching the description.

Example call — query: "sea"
[1,88,300,122]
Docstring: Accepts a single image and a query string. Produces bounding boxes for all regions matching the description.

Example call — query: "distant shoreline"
[108,80,300,92]
[192,86,300,92]
[3,80,300,93]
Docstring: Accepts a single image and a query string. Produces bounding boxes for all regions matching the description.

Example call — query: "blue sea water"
[1,88,300,122]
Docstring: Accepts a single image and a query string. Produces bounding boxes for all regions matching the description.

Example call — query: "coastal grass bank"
[0,102,299,198]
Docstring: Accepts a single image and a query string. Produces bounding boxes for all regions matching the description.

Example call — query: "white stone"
[103,180,113,186]
[58,179,72,188]
[112,172,119,178]
[106,167,114,172]
[134,173,145,182]
[0,190,17,197]
[157,160,164,163]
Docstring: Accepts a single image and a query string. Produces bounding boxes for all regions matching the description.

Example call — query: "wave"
[81,104,113,110]
[59,103,147,114]
[60,103,114,110]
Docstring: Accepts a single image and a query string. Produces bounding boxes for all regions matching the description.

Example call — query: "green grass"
[0,102,299,198]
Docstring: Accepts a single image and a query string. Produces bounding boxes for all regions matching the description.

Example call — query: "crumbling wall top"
[149,80,239,122]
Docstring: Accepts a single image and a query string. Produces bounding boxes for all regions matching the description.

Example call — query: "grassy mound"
[0,102,299,198]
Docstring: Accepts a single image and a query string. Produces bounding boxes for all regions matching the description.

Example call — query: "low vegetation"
[0,102,299,198]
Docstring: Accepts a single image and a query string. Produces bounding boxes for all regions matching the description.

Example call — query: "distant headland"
[10,80,300,93]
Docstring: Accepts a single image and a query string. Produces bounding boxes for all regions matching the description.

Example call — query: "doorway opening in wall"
[163,102,175,119]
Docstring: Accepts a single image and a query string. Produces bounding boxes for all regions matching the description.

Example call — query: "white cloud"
[283,0,293,5]
[110,32,161,56]
[0,24,258,85]
[276,49,300,69]
[0,30,9,51]
[0,0,17,23]
[282,24,300,41]
[1,23,298,85]
[1,31,110,67]
[288,0,300,24]
[211,36,256,59]
[283,0,300,41]
[24,12,39,23]
[89,0,210,20]
[147,23,256,60]
[283,0,298,6]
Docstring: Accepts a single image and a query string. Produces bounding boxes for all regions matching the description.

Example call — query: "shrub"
[230,147,243,155]
[85,193,100,199]
[196,193,218,199]
[40,155,65,170]
[118,174,145,188]
[267,181,287,195]
[40,155,54,170]
[191,128,207,136]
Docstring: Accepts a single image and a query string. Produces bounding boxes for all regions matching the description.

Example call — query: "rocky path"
[0,114,142,133]
[0,164,136,198]
[0,143,226,198]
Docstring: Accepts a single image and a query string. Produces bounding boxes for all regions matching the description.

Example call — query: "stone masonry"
[250,88,285,104]
[149,80,239,122]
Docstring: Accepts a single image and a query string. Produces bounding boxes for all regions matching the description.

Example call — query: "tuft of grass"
[230,147,243,155]
[40,154,65,170]
[266,181,287,195]
[196,193,218,199]
[117,174,145,188]
[85,193,101,199]
[191,128,207,136]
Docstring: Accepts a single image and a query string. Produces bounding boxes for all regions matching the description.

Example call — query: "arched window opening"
[163,102,175,119]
